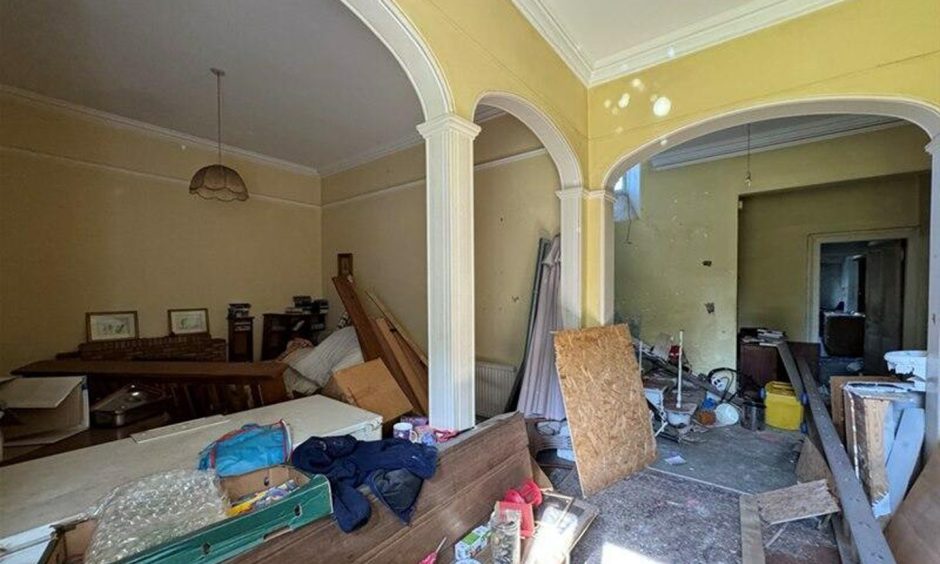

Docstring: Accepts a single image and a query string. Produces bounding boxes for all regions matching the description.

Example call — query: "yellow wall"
[738,173,930,350]
[321,113,559,366]
[584,0,940,325]
[0,92,322,375]
[615,125,931,370]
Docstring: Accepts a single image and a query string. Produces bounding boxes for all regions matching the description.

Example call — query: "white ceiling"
[513,0,843,85]
[0,0,423,173]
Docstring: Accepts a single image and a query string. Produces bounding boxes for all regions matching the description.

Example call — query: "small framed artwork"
[168,308,210,335]
[86,311,139,342]
[337,253,354,278]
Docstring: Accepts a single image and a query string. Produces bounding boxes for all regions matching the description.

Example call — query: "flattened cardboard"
[552,324,656,496]
[0,377,88,443]
[321,359,410,425]
[886,452,940,563]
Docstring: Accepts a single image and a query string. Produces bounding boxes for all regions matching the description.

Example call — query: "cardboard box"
[321,359,411,425]
[39,466,332,564]
[0,376,88,446]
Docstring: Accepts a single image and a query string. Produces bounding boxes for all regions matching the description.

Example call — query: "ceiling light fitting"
[189,68,248,202]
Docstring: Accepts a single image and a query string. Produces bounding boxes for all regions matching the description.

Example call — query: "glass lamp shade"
[189,164,249,202]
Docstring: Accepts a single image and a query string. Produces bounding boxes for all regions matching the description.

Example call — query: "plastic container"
[763,382,803,431]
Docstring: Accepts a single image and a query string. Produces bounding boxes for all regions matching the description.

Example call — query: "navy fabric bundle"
[291,435,438,532]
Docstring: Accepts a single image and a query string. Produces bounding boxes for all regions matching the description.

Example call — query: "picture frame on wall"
[86,311,139,342]
[168,308,210,335]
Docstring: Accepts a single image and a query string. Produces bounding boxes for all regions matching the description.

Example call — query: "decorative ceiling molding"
[1,84,321,177]
[319,106,507,177]
[650,114,904,170]
[513,0,844,87]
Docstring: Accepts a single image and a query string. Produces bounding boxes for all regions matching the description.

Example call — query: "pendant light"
[744,123,753,188]
[189,68,249,202]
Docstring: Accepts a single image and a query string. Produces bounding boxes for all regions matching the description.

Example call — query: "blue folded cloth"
[291,435,437,532]
[198,421,291,477]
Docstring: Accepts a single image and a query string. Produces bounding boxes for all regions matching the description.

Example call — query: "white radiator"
[475,361,517,418]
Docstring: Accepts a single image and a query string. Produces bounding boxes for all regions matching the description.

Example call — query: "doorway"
[816,239,905,374]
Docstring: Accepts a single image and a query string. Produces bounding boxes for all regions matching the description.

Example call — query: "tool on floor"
[418,537,447,564]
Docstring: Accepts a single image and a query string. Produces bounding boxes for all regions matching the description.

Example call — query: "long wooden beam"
[795,355,895,564]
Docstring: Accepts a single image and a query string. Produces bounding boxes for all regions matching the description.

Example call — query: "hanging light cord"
[212,68,224,165]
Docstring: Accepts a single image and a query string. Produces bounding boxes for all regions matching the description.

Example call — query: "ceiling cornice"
[510,0,593,85]
[0,84,322,178]
[513,0,844,87]
[650,114,904,170]
[319,106,507,177]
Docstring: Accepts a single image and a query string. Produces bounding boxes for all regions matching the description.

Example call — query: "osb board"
[830,376,895,441]
[552,324,656,496]
[739,495,766,564]
[756,479,840,525]
[886,451,940,563]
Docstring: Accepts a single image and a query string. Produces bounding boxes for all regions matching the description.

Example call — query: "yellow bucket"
[764,382,803,431]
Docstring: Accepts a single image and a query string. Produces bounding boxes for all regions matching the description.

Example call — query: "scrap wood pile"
[737,340,936,563]
[278,275,429,434]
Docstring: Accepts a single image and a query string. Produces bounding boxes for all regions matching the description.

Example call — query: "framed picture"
[337,253,354,278]
[168,308,210,335]
[86,311,139,342]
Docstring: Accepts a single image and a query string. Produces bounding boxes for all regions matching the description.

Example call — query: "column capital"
[926,135,940,156]
[417,113,481,140]
[585,189,616,204]
[555,186,587,201]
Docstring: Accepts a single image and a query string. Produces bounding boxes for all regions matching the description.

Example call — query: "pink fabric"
[516,235,566,420]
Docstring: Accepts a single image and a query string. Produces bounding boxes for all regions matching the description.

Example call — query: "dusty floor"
[544,425,840,564]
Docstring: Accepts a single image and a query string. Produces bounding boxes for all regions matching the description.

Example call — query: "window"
[613,164,640,222]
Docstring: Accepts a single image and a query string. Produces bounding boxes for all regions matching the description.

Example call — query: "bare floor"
[545,425,840,564]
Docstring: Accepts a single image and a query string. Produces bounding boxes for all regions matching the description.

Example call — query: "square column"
[556,187,585,329]
[418,113,481,431]
[927,135,940,454]
[585,189,615,325]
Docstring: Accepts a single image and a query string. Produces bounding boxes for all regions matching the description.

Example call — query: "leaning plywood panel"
[886,452,940,564]
[552,324,656,496]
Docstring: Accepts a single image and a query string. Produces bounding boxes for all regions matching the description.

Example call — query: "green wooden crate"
[41,466,332,564]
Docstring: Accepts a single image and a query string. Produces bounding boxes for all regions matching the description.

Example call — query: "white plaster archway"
[598,95,940,452]
[475,91,585,329]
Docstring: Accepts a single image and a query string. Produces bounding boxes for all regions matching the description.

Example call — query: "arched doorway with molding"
[596,96,940,451]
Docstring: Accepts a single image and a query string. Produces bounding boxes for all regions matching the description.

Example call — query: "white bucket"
[884,350,927,391]
[715,403,740,426]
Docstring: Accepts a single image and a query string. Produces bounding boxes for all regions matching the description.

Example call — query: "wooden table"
[12,359,289,407]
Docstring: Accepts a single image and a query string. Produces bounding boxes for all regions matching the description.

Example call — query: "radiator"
[475,361,517,418]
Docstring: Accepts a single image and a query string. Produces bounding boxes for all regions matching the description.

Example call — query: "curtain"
[516,235,566,420]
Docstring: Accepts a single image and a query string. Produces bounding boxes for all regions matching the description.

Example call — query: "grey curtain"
[516,235,566,420]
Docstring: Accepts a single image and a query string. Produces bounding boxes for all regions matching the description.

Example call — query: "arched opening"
[597,97,940,495]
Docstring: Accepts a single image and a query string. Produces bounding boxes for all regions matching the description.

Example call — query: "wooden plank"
[372,319,425,415]
[740,494,766,564]
[756,479,840,525]
[332,276,383,361]
[375,318,428,413]
[365,291,428,367]
[885,451,940,564]
[830,376,896,441]
[233,413,531,564]
[553,324,656,496]
[795,357,895,564]
[13,360,286,382]
[772,342,804,400]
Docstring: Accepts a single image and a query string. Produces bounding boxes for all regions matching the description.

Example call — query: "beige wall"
[614,124,931,371]
[321,113,559,367]
[0,92,322,375]
[738,173,929,349]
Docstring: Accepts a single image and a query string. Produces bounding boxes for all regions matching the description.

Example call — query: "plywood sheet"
[830,376,896,440]
[886,451,940,563]
[739,495,766,564]
[756,480,840,525]
[552,324,656,496]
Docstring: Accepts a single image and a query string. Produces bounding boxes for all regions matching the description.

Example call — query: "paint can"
[741,399,765,431]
